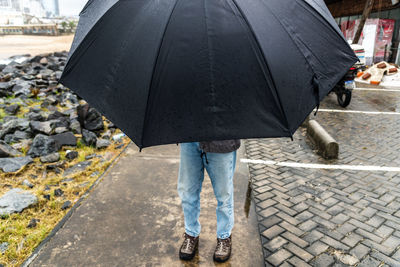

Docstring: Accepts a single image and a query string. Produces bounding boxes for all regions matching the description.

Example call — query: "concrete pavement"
[27,143,263,266]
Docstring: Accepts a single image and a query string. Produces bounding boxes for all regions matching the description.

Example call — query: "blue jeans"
[177,142,236,239]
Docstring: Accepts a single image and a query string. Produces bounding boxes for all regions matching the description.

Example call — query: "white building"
[0,0,24,25]
[0,0,51,25]
[22,0,46,17]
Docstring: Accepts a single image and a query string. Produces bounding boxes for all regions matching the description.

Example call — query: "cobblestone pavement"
[245,88,400,266]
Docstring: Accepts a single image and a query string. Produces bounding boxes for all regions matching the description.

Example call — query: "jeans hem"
[185,229,200,238]
[217,232,232,239]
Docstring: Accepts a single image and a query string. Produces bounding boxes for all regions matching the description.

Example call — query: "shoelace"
[182,234,196,251]
[215,238,230,253]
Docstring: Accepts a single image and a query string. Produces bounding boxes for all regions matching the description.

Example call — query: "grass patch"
[0,108,6,121]
[0,128,130,266]
[0,93,130,266]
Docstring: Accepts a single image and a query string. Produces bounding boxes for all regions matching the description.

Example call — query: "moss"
[0,136,130,266]
[0,108,6,121]
[0,97,130,265]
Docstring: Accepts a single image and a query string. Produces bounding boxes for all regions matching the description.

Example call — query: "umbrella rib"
[63,0,120,75]
[302,0,349,44]
[139,0,180,149]
[229,0,292,138]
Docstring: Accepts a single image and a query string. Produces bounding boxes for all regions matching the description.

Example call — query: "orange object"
[370,80,380,85]
[357,71,364,77]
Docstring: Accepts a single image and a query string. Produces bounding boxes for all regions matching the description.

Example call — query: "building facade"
[326,0,400,64]
[0,23,58,35]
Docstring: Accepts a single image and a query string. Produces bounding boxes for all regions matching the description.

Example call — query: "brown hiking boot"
[213,235,232,262]
[179,232,199,261]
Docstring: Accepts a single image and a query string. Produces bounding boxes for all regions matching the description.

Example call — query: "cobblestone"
[245,91,400,266]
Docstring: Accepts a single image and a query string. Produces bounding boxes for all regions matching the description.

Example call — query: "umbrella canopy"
[59,0,358,149]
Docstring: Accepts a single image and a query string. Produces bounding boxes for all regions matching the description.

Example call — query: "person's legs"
[204,150,236,239]
[177,142,205,238]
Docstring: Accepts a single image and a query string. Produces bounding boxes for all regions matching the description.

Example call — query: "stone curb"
[307,120,339,159]
[21,141,132,267]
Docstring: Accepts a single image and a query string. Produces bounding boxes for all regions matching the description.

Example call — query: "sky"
[58,0,87,16]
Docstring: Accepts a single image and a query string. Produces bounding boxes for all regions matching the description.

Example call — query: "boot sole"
[213,251,231,263]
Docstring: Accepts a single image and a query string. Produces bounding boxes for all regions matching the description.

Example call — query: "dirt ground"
[0,34,74,60]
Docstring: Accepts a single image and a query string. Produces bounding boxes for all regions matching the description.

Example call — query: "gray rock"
[62,93,78,105]
[65,150,78,160]
[107,121,116,128]
[0,156,33,172]
[0,188,37,216]
[39,57,48,65]
[0,140,22,157]
[101,130,112,140]
[96,138,111,149]
[61,200,71,210]
[54,127,68,134]
[115,143,124,149]
[63,160,92,177]
[85,153,98,160]
[3,116,18,123]
[5,104,20,115]
[12,83,31,96]
[3,130,31,143]
[0,242,8,253]
[47,110,65,120]
[39,68,53,78]
[2,64,17,74]
[10,139,31,152]
[77,104,104,131]
[27,134,58,158]
[69,119,81,134]
[29,120,57,135]
[27,218,39,228]
[45,95,58,105]
[50,132,77,149]
[22,179,34,188]
[82,129,97,147]
[25,111,45,121]
[54,188,63,197]
[0,118,29,139]
[40,152,60,163]
[0,82,13,90]
[29,106,42,113]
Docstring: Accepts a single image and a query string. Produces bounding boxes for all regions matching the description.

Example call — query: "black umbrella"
[59,0,357,149]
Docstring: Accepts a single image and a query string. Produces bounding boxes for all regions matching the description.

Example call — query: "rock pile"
[0,51,124,173]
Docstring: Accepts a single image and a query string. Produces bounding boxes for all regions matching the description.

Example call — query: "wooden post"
[353,0,375,44]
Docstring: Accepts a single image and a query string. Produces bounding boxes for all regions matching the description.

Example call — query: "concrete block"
[307,120,338,159]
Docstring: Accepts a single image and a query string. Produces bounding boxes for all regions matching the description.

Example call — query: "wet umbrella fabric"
[59,0,358,149]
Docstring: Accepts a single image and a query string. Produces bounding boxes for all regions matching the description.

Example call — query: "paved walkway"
[27,144,263,266]
[246,88,400,266]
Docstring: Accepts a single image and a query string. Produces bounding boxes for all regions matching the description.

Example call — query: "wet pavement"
[27,144,263,266]
[246,87,400,266]
[25,86,400,266]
